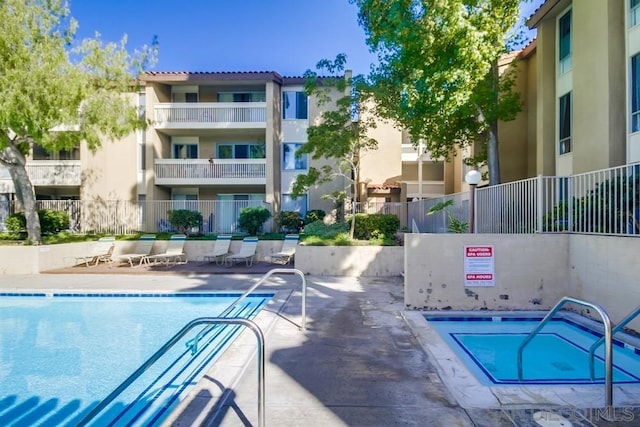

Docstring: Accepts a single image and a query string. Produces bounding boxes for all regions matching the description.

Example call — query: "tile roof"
[526,0,563,29]
[141,71,338,85]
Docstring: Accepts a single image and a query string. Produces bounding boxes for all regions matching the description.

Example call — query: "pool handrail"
[76,317,265,427]
[516,296,613,408]
[588,304,640,380]
[186,268,306,353]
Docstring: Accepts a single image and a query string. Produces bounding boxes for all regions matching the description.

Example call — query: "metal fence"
[408,163,640,236]
[2,163,638,237]
[1,199,272,235]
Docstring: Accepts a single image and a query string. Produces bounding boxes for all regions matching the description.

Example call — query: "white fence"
[1,200,272,235]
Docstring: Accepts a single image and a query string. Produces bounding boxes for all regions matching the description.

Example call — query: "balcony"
[26,160,82,186]
[154,159,266,186]
[405,181,445,199]
[402,144,439,162]
[154,102,267,130]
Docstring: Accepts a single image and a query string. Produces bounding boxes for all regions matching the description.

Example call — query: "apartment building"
[526,0,636,176]
[0,72,352,232]
[3,1,639,233]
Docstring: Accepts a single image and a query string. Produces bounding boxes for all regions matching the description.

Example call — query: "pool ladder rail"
[588,304,640,380]
[516,296,614,408]
[77,268,308,427]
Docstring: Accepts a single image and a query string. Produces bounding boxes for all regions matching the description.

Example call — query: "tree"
[0,0,156,244]
[351,0,524,185]
[291,55,378,238]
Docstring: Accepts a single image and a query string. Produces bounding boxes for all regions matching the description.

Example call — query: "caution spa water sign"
[464,245,495,287]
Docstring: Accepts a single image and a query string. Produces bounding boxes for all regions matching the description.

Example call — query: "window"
[217,143,265,159]
[282,194,308,215]
[172,92,198,102]
[283,143,308,170]
[283,91,308,119]
[171,85,199,103]
[559,10,572,74]
[632,0,640,27]
[559,92,572,155]
[32,144,79,160]
[58,147,80,160]
[173,143,198,159]
[217,92,266,102]
[632,54,640,132]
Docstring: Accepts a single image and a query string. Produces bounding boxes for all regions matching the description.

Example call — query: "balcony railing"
[154,102,267,129]
[26,160,82,186]
[405,180,445,198]
[154,159,266,186]
[401,144,439,162]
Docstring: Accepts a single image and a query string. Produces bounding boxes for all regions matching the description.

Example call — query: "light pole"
[465,170,482,233]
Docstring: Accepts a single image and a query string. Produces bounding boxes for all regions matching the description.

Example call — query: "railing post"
[567,176,573,233]
[536,175,543,233]
[517,296,613,408]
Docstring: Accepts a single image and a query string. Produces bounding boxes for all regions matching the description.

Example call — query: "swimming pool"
[403,310,640,409]
[425,313,640,386]
[0,292,273,426]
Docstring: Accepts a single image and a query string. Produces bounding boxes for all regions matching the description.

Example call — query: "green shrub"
[167,209,203,236]
[4,212,26,232]
[427,200,468,233]
[352,213,400,240]
[304,209,326,224]
[274,210,304,232]
[303,220,350,239]
[238,206,271,235]
[39,209,70,234]
[4,209,69,234]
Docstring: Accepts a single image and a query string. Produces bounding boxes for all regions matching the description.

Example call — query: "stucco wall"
[404,234,572,310]
[570,235,640,328]
[0,240,288,274]
[295,246,403,277]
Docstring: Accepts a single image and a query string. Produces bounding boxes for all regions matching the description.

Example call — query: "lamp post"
[465,170,482,233]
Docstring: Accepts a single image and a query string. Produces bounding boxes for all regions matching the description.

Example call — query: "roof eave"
[526,0,562,29]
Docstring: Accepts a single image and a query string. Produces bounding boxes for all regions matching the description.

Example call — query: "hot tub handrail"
[76,317,265,427]
[187,268,306,353]
[589,304,640,380]
[516,296,613,408]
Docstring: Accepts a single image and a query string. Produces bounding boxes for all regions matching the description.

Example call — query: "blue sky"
[70,0,543,77]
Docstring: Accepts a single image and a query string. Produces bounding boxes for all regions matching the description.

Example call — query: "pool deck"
[2,272,639,426]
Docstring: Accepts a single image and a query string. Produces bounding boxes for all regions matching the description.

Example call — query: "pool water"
[426,315,640,386]
[0,292,272,426]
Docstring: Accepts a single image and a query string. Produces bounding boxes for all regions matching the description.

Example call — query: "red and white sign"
[464,245,495,286]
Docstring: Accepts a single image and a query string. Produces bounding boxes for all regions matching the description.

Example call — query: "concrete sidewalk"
[0,273,612,427]
[200,275,485,427]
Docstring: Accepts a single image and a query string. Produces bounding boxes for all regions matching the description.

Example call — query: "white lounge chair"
[267,234,299,265]
[143,234,188,266]
[72,237,115,268]
[224,237,259,267]
[203,235,232,265]
[110,235,156,267]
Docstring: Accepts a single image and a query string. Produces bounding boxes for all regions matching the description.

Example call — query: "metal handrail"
[589,305,640,380]
[187,268,307,353]
[77,317,265,427]
[517,296,613,408]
